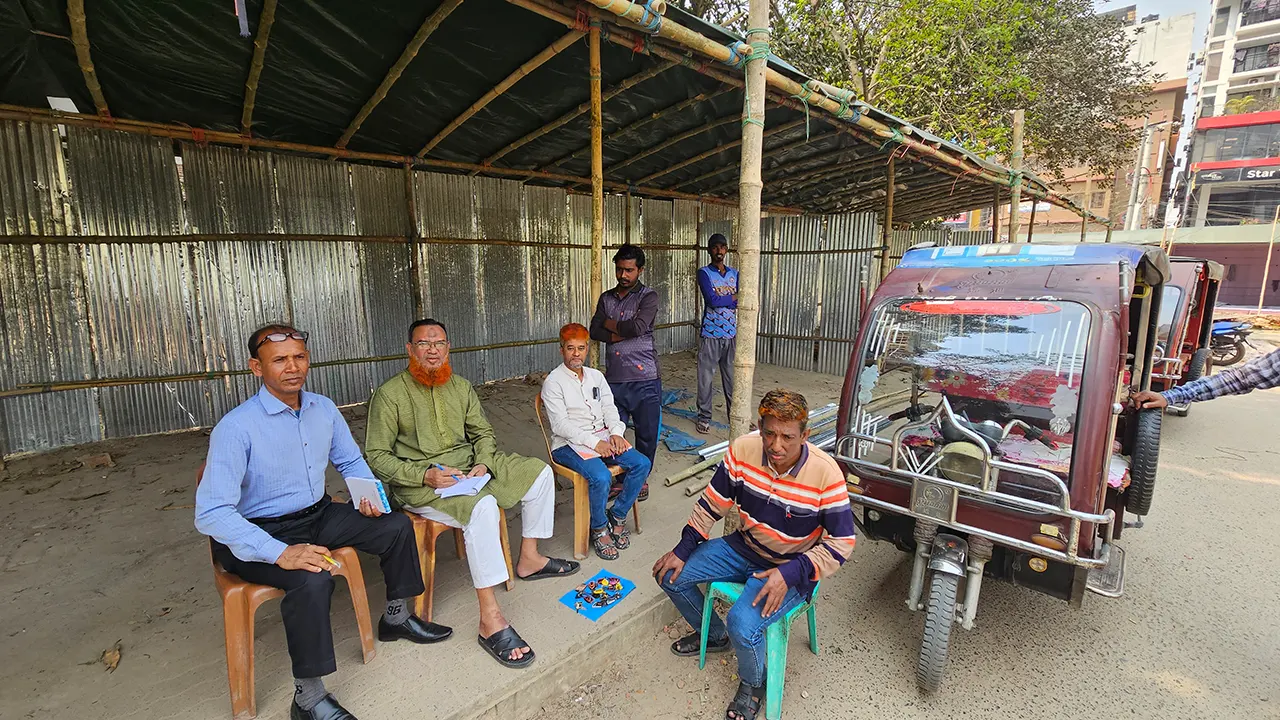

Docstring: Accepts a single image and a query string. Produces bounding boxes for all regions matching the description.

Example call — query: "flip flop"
[516,556,581,581]
[477,626,535,669]
[671,631,731,657]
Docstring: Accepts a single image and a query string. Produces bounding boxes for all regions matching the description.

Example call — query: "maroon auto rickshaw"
[835,243,1169,692]
[1151,257,1223,416]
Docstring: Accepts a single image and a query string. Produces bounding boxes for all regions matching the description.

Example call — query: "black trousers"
[212,498,424,678]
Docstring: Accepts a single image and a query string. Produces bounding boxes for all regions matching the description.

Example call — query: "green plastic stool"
[697,580,820,720]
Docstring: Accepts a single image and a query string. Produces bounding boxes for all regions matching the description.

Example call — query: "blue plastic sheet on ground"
[558,569,637,622]
[662,388,693,406]
[662,405,729,430]
[661,425,705,453]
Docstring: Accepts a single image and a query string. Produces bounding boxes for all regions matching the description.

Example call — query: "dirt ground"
[540,343,1280,720]
[0,351,844,720]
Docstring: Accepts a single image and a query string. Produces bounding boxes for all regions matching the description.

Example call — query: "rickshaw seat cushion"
[697,581,820,720]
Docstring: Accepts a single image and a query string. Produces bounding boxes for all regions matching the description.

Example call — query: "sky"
[1097,0,1210,49]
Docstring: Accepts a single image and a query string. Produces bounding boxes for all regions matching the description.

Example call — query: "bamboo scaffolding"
[240,0,278,136]
[879,156,895,280]
[766,156,899,203]
[569,0,1109,226]
[2,321,698,399]
[541,87,735,171]
[641,119,805,186]
[608,112,743,173]
[67,0,109,116]
[695,132,847,194]
[828,174,964,214]
[885,189,996,222]
[481,60,675,169]
[505,0,1051,223]
[336,0,465,150]
[589,21,605,368]
[404,165,423,317]
[0,105,804,214]
[419,29,585,157]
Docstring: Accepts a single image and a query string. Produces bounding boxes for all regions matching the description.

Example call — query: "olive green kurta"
[364,371,545,523]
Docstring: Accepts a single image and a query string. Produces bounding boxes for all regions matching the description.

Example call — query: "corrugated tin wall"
[0,121,718,455]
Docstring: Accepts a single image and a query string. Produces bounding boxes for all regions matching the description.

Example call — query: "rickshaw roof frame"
[1170,257,1225,282]
[898,243,1171,285]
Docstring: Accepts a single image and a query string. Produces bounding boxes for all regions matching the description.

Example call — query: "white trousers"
[408,466,555,589]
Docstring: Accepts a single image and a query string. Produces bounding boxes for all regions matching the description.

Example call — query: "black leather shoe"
[378,614,453,644]
[291,695,356,720]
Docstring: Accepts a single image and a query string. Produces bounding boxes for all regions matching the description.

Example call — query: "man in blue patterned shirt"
[696,233,738,434]
[1133,347,1280,409]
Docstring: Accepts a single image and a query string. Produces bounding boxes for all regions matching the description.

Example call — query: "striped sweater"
[673,435,856,594]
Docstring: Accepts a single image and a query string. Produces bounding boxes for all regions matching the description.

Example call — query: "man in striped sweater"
[653,389,856,720]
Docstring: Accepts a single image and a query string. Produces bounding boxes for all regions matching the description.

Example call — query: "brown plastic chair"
[197,465,375,720]
[401,508,514,622]
[534,394,642,561]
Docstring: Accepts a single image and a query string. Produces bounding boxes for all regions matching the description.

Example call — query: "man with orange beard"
[364,319,579,670]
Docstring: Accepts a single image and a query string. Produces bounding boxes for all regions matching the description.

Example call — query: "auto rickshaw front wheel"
[1125,408,1162,516]
[917,571,959,693]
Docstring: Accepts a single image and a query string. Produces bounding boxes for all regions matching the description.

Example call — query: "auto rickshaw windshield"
[850,299,1095,491]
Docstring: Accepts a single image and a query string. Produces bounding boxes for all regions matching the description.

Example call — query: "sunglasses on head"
[253,330,309,354]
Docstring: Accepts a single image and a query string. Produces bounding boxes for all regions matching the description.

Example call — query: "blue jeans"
[657,538,806,687]
[551,445,650,530]
[611,379,662,464]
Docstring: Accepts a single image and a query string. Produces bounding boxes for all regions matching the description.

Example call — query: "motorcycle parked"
[1210,320,1253,367]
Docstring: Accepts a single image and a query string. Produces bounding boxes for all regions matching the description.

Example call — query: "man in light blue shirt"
[196,324,448,720]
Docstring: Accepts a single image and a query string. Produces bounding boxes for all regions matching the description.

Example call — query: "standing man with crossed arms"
[695,232,738,434]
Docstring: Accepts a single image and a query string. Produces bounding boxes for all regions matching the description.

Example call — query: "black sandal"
[608,514,631,550]
[725,680,765,720]
[516,556,581,581]
[591,528,619,560]
[477,626,535,668]
[670,631,730,657]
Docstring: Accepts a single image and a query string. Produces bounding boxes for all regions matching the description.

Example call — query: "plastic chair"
[697,581,820,720]
[401,508,514,622]
[534,394,642,561]
[197,465,375,720]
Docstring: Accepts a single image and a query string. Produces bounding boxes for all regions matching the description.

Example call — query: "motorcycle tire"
[1184,347,1212,383]
[1213,340,1246,367]
[1125,408,1162,516]
[916,571,959,693]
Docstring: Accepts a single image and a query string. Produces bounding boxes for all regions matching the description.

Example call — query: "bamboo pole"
[639,119,804,186]
[773,159,916,207]
[572,0,1108,226]
[991,190,1000,243]
[881,191,997,224]
[1260,204,1279,312]
[820,174,958,214]
[404,165,423,318]
[664,454,724,486]
[67,0,109,117]
[879,156,895,280]
[608,113,743,173]
[589,21,605,369]
[725,0,769,535]
[673,130,842,191]
[703,135,855,193]
[541,87,734,170]
[336,0,465,149]
[419,29,585,156]
[240,0,278,137]
[1106,225,1113,243]
[482,61,675,169]
[0,105,805,214]
[765,153,892,196]
[1080,214,1087,241]
[1008,109,1024,243]
[1026,201,1036,243]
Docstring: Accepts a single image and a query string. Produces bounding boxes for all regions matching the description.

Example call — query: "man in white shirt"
[541,323,651,560]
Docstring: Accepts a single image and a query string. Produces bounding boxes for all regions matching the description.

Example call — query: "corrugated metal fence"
[0,122,719,455]
[0,120,926,456]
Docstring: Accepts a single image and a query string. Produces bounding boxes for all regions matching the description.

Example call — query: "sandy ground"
[540,344,1280,720]
[0,351,844,720]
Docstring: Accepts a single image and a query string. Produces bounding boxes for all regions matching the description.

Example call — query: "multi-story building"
[1186,0,1280,227]
[1016,10,1194,237]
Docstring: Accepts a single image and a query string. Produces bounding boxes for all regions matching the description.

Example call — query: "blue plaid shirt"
[1163,348,1280,406]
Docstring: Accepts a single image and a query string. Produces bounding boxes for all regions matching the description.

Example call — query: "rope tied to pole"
[877,127,904,152]
[577,9,592,32]
[723,41,747,69]
[791,80,816,141]
[739,28,770,129]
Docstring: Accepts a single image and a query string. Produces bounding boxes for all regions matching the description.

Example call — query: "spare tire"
[1126,408,1162,516]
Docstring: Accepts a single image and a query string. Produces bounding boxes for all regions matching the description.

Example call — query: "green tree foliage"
[673,0,1155,180]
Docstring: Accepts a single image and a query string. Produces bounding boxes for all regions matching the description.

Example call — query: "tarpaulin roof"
[0,0,1100,223]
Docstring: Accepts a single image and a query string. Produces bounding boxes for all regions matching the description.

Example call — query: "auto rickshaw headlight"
[937,442,985,486]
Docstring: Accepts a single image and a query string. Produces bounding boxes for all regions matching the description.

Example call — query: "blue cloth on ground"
[559,569,637,622]
[661,425,705,453]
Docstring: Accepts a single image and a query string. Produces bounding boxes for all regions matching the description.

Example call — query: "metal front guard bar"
[835,432,1115,569]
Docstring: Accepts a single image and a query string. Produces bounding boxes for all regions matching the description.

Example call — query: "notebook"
[437,472,492,499]
[343,476,392,514]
